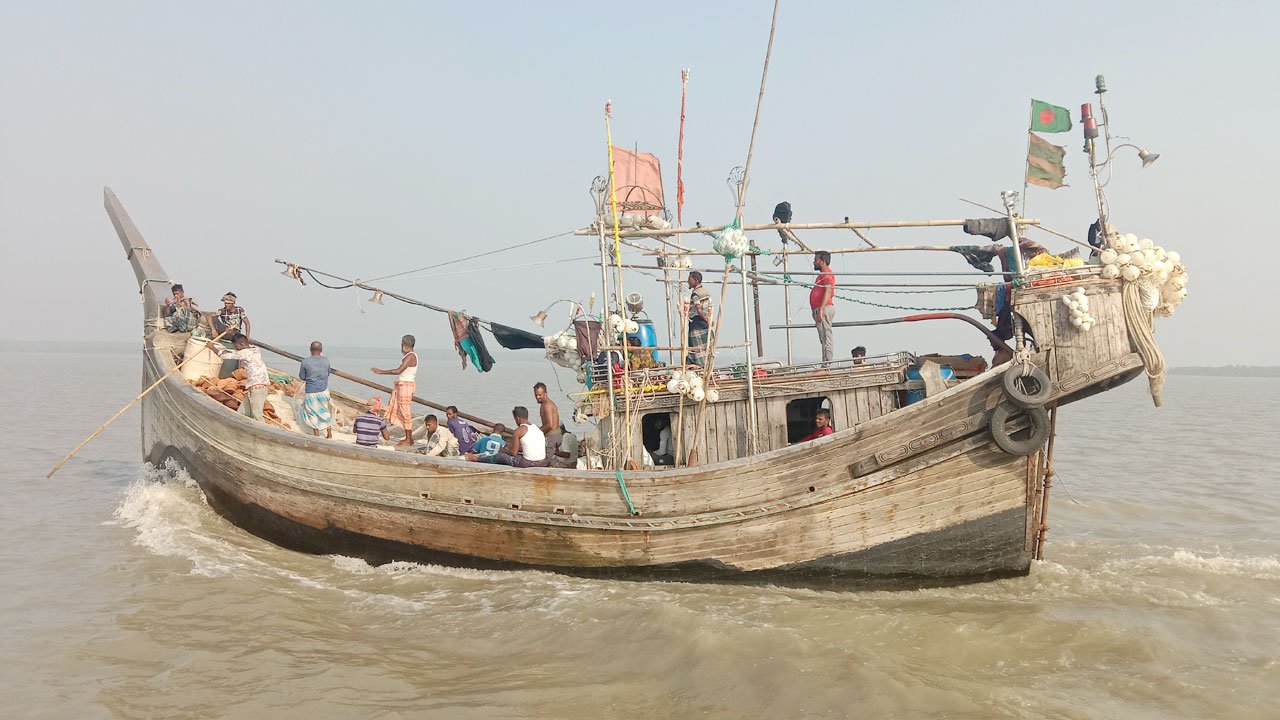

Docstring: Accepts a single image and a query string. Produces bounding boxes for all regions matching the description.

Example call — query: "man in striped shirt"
[353,397,390,447]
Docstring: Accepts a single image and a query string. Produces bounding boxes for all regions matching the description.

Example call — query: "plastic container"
[904,364,956,405]
[181,336,222,382]
[627,318,660,363]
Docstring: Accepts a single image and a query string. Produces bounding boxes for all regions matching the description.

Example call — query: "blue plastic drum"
[627,319,660,363]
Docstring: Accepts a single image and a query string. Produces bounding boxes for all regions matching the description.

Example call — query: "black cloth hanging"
[489,323,545,351]
[467,318,496,372]
[962,218,1012,242]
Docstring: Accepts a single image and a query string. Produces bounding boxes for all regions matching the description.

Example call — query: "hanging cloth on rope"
[467,317,496,372]
[448,311,485,372]
[488,323,545,351]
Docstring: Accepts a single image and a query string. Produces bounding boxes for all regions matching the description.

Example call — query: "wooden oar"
[251,340,499,431]
[47,328,233,478]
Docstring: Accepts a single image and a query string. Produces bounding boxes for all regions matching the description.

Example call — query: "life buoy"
[1002,364,1052,409]
[989,401,1050,456]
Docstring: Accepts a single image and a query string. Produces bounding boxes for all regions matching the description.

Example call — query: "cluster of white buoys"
[712,226,751,259]
[544,329,582,371]
[1099,233,1188,316]
[548,329,579,352]
[665,369,719,403]
[1061,287,1094,332]
[665,254,693,270]
[608,313,640,335]
[603,212,671,231]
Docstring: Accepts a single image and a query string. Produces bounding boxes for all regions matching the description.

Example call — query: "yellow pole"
[47,328,233,478]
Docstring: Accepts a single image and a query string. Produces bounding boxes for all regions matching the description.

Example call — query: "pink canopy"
[609,146,665,214]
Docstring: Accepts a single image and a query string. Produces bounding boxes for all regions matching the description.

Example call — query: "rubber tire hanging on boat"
[1001,364,1052,409]
[988,401,1050,456]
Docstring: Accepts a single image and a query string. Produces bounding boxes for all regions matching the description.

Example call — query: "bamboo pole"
[686,264,734,466]
[252,340,500,431]
[572,218,1042,238]
[48,328,234,478]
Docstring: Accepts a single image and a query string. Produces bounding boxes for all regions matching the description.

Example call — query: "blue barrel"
[904,364,955,405]
[627,318,660,363]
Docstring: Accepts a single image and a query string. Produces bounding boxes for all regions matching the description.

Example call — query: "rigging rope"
[778,274,977,312]
[366,230,576,283]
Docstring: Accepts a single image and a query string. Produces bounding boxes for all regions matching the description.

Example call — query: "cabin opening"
[786,396,832,444]
[641,412,676,465]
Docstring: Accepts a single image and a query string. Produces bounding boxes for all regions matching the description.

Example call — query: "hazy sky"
[1,1,1271,366]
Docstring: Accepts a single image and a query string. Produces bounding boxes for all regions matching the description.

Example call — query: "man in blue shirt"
[297,341,335,439]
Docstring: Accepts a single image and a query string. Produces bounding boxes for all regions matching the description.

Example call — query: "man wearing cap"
[212,292,251,342]
[353,397,390,447]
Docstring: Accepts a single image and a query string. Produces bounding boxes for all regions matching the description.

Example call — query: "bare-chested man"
[533,382,562,459]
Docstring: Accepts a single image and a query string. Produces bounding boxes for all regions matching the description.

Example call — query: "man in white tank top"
[371,334,419,447]
[478,406,549,468]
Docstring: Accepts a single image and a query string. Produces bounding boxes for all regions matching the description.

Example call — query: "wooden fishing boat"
[107,180,1179,588]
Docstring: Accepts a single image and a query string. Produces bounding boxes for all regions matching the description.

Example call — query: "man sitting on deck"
[850,345,867,365]
[468,407,548,467]
[796,409,834,443]
[206,334,270,422]
[353,397,390,447]
[297,340,334,439]
[161,283,201,333]
[552,424,579,469]
[445,405,481,454]
[469,424,507,461]
[416,414,460,457]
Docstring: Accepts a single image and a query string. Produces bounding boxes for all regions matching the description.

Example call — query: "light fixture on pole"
[1109,143,1160,168]
[530,299,578,327]
[369,290,384,305]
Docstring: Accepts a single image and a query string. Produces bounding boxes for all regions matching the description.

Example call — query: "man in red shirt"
[798,409,834,442]
[810,250,836,364]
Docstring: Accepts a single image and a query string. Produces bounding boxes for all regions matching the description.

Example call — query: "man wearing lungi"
[685,271,713,367]
[297,340,335,439]
[371,334,418,447]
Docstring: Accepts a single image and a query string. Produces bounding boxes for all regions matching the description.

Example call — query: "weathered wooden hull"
[109,188,1144,588]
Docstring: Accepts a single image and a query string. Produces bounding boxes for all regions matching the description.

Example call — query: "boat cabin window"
[786,396,832,444]
[641,412,675,454]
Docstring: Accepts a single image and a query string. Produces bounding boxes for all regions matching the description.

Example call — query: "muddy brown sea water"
[1,349,1277,719]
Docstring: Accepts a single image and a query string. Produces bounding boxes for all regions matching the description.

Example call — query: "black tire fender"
[1002,364,1052,409]
[989,401,1050,456]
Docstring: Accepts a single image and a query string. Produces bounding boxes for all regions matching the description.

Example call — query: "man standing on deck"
[811,251,836,365]
[534,382,562,460]
[685,271,713,367]
[371,335,418,447]
[207,334,270,422]
[297,340,334,439]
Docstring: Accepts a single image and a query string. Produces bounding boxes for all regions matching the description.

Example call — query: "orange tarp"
[609,146,664,214]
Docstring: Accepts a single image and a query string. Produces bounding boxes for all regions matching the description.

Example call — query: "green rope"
[614,469,639,516]
[779,274,976,312]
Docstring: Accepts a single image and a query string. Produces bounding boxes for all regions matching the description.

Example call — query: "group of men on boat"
[682,250,840,366]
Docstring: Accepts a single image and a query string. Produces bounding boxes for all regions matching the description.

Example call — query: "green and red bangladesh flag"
[1030,99,1072,133]
[1026,99,1071,189]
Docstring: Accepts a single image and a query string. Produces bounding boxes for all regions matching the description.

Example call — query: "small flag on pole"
[1030,99,1072,133]
[1026,132,1067,189]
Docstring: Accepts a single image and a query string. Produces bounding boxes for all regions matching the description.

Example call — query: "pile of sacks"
[190,370,294,430]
